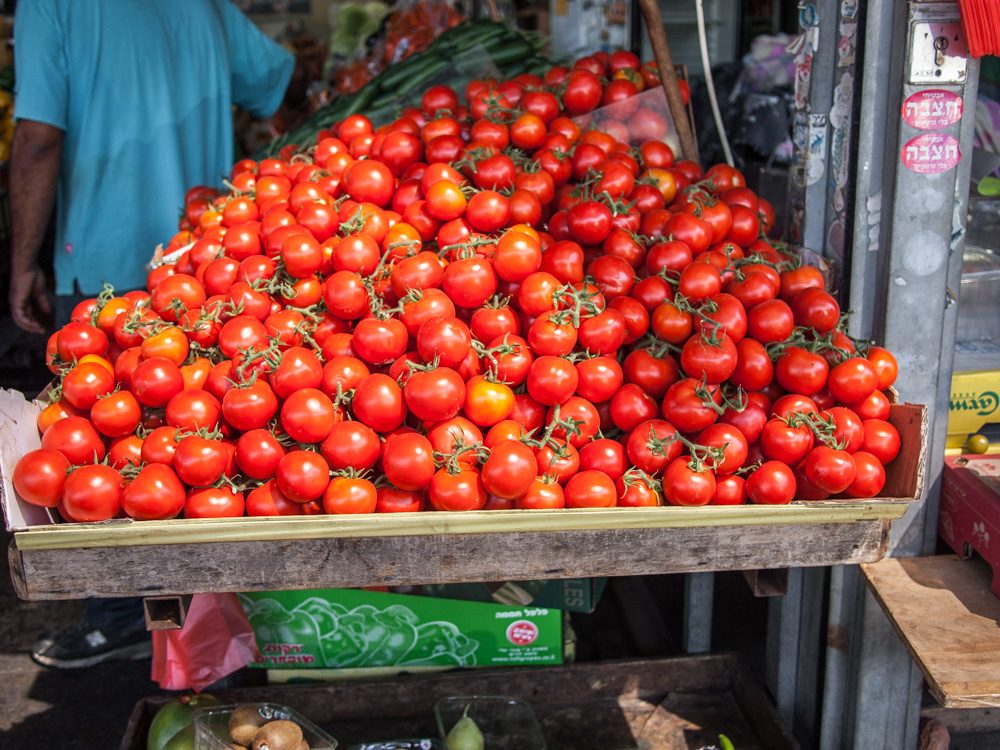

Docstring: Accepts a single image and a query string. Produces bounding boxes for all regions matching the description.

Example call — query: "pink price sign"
[901,90,963,130]
[901,133,961,175]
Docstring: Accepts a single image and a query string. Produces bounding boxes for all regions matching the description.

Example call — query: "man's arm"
[10,120,62,334]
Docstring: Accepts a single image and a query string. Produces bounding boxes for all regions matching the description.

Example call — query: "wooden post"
[484,0,502,22]
[637,0,698,162]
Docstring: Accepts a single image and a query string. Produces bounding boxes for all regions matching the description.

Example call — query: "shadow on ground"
[0,530,158,749]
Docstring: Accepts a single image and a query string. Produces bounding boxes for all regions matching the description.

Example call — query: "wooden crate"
[119,655,799,750]
[0,387,926,600]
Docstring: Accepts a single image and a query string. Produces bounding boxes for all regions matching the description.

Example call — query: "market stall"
[1,0,992,748]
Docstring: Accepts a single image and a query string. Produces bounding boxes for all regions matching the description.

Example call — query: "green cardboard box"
[408,577,607,613]
[239,589,564,670]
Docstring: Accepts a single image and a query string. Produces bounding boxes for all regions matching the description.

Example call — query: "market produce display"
[11,46,905,524]
[329,0,464,96]
[266,20,549,158]
[151,701,337,750]
[147,693,220,750]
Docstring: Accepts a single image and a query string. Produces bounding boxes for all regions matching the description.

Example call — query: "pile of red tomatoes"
[12,49,903,523]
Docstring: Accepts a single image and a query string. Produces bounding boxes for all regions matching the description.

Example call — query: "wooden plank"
[10,500,911,552]
[16,519,889,600]
[120,655,798,750]
[862,555,1000,708]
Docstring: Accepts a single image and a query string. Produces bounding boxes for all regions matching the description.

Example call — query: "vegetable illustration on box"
[240,589,564,670]
[242,594,479,669]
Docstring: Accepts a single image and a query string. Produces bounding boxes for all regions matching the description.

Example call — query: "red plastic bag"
[151,593,260,692]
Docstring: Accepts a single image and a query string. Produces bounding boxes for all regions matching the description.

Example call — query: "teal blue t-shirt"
[14,0,294,295]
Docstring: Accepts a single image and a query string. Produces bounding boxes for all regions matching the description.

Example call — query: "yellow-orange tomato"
[463,375,515,427]
[613,68,646,91]
[180,357,212,390]
[382,221,423,257]
[36,400,80,434]
[507,224,540,242]
[140,325,189,365]
[77,354,114,375]
[95,297,132,333]
[642,167,678,204]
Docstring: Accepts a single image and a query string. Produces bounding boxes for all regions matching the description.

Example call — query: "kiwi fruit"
[229,705,266,746]
[228,745,248,750]
[252,720,304,750]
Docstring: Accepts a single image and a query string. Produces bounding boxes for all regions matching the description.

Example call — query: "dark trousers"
[56,287,146,634]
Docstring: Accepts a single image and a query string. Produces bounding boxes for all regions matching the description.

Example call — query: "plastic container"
[192,703,338,750]
[957,247,1000,344]
[434,696,545,750]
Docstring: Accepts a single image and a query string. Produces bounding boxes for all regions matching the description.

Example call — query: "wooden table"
[862,555,1000,709]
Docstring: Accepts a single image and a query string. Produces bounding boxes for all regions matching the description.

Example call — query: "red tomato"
[41,416,106,464]
[517,477,566,509]
[185,486,245,518]
[827,357,878,404]
[662,458,715,506]
[861,419,901,464]
[662,379,722,433]
[680,333,738,384]
[281,388,337,443]
[122,463,186,520]
[235,429,286,481]
[90,390,142,438]
[804,446,857,493]
[791,288,841,333]
[535,439,580,484]
[383,433,436,491]
[562,70,603,115]
[697,423,749,474]
[352,374,407,432]
[222,381,279,432]
[61,362,115,411]
[846,451,887,497]
[616,470,662,507]
[745,461,796,504]
[760,418,814,465]
[13,449,70,508]
[626,419,681,474]
[481,440,537,499]
[318,421,380,472]
[323,476,378,514]
[61,465,122,521]
[377,486,426,513]
[276,450,331,502]
[527,356,579,406]
[712,474,746,505]
[775,347,829,396]
[579,439,627,480]
[867,346,898,390]
[344,160,395,207]
[173,435,229,488]
[564,470,617,508]
[428,468,487,511]
[165,389,221,432]
[132,357,185,408]
[246,481,304,517]
[729,338,774,392]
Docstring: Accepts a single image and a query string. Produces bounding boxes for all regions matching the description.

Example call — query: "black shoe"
[30,620,151,669]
